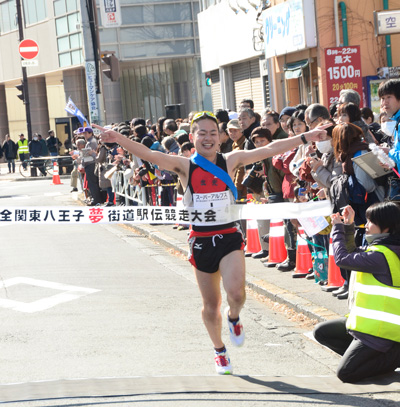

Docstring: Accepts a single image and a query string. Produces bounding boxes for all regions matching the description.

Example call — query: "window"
[54,0,78,16]
[23,0,47,25]
[54,0,82,68]
[0,0,17,34]
[121,4,191,25]
[121,40,195,59]
[120,23,193,43]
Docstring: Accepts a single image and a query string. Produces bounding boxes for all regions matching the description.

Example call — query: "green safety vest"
[17,139,29,155]
[346,245,400,342]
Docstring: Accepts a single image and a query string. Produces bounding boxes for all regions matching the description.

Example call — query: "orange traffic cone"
[265,219,287,267]
[292,227,312,278]
[51,161,63,185]
[245,219,262,255]
[321,236,345,292]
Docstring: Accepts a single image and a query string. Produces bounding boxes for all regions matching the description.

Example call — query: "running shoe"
[214,348,233,375]
[224,306,245,347]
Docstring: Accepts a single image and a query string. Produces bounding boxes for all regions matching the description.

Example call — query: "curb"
[1,175,71,182]
[125,223,341,323]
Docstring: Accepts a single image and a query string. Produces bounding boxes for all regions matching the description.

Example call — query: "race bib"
[193,191,231,209]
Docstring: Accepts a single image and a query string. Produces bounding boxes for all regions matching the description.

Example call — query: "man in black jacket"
[2,135,17,173]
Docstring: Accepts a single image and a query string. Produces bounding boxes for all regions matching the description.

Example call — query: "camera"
[242,163,262,188]
[241,162,264,194]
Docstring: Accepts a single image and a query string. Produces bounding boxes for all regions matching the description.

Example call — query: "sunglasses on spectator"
[191,111,218,126]
[306,117,320,126]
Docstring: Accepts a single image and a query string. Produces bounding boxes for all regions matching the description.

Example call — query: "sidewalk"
[126,222,349,322]
[0,162,70,181]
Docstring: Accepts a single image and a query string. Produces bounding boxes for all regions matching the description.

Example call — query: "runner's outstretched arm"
[227,124,332,171]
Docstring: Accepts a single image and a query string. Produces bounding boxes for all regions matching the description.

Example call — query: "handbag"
[304,238,328,283]
[104,165,118,180]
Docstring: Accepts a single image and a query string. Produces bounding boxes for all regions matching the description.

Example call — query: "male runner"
[93,113,329,374]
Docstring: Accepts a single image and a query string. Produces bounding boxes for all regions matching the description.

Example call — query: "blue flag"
[65,97,87,126]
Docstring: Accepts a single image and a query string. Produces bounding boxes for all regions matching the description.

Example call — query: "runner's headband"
[191,111,218,126]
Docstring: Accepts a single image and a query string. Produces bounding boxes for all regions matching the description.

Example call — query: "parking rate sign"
[19,39,39,60]
[325,46,363,106]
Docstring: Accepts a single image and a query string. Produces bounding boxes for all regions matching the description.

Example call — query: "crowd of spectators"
[70,82,400,301]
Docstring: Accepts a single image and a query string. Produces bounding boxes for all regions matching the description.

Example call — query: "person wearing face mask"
[313,202,400,383]
[29,133,47,176]
[309,122,343,190]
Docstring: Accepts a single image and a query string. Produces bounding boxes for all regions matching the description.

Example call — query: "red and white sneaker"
[224,306,245,347]
[214,348,233,375]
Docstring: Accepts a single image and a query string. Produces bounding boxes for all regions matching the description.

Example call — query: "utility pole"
[79,0,105,125]
[16,0,32,141]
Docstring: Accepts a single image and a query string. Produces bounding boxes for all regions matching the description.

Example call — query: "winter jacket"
[2,139,17,159]
[29,140,43,157]
[272,149,296,199]
[311,151,343,189]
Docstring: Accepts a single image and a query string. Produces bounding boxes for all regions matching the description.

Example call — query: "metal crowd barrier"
[112,170,177,207]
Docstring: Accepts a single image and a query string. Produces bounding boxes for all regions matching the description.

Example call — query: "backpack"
[330,173,366,212]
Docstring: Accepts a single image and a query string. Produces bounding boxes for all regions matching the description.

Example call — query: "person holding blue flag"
[93,113,330,375]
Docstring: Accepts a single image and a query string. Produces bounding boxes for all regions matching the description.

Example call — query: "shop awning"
[284,59,309,80]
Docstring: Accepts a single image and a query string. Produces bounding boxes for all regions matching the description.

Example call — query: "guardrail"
[112,170,177,207]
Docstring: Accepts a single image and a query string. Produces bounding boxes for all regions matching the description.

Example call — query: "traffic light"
[16,81,25,102]
[205,72,212,86]
[101,52,120,82]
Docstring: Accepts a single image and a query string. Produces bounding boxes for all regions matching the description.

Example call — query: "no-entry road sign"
[19,39,39,60]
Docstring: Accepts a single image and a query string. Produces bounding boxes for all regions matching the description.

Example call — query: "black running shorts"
[188,229,245,273]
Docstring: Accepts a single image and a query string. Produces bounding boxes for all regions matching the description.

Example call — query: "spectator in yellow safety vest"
[17,134,29,170]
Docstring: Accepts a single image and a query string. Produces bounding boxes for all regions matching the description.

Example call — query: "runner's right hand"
[91,124,120,144]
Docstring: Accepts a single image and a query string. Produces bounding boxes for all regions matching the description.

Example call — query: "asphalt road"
[0,177,398,406]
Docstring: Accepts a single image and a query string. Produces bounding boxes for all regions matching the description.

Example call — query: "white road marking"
[11,195,30,199]
[44,192,62,196]
[0,277,100,313]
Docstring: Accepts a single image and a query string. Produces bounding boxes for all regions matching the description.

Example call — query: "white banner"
[0,201,332,226]
[85,61,99,122]
[100,0,122,28]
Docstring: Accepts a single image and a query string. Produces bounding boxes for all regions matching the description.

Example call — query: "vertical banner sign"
[85,61,99,122]
[325,46,363,106]
[100,0,122,28]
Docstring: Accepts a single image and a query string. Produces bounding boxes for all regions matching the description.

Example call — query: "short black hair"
[366,201,400,235]
[215,109,230,123]
[338,102,361,123]
[287,110,307,133]
[263,110,280,124]
[165,120,178,133]
[141,136,154,148]
[251,126,272,143]
[329,102,339,119]
[176,132,190,146]
[134,124,147,138]
[378,79,400,100]
[295,104,308,111]
[240,98,254,109]
[181,141,194,152]
[131,118,146,127]
[360,107,374,122]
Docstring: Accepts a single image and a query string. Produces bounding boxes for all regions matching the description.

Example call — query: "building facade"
[198,0,400,115]
[0,0,205,148]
